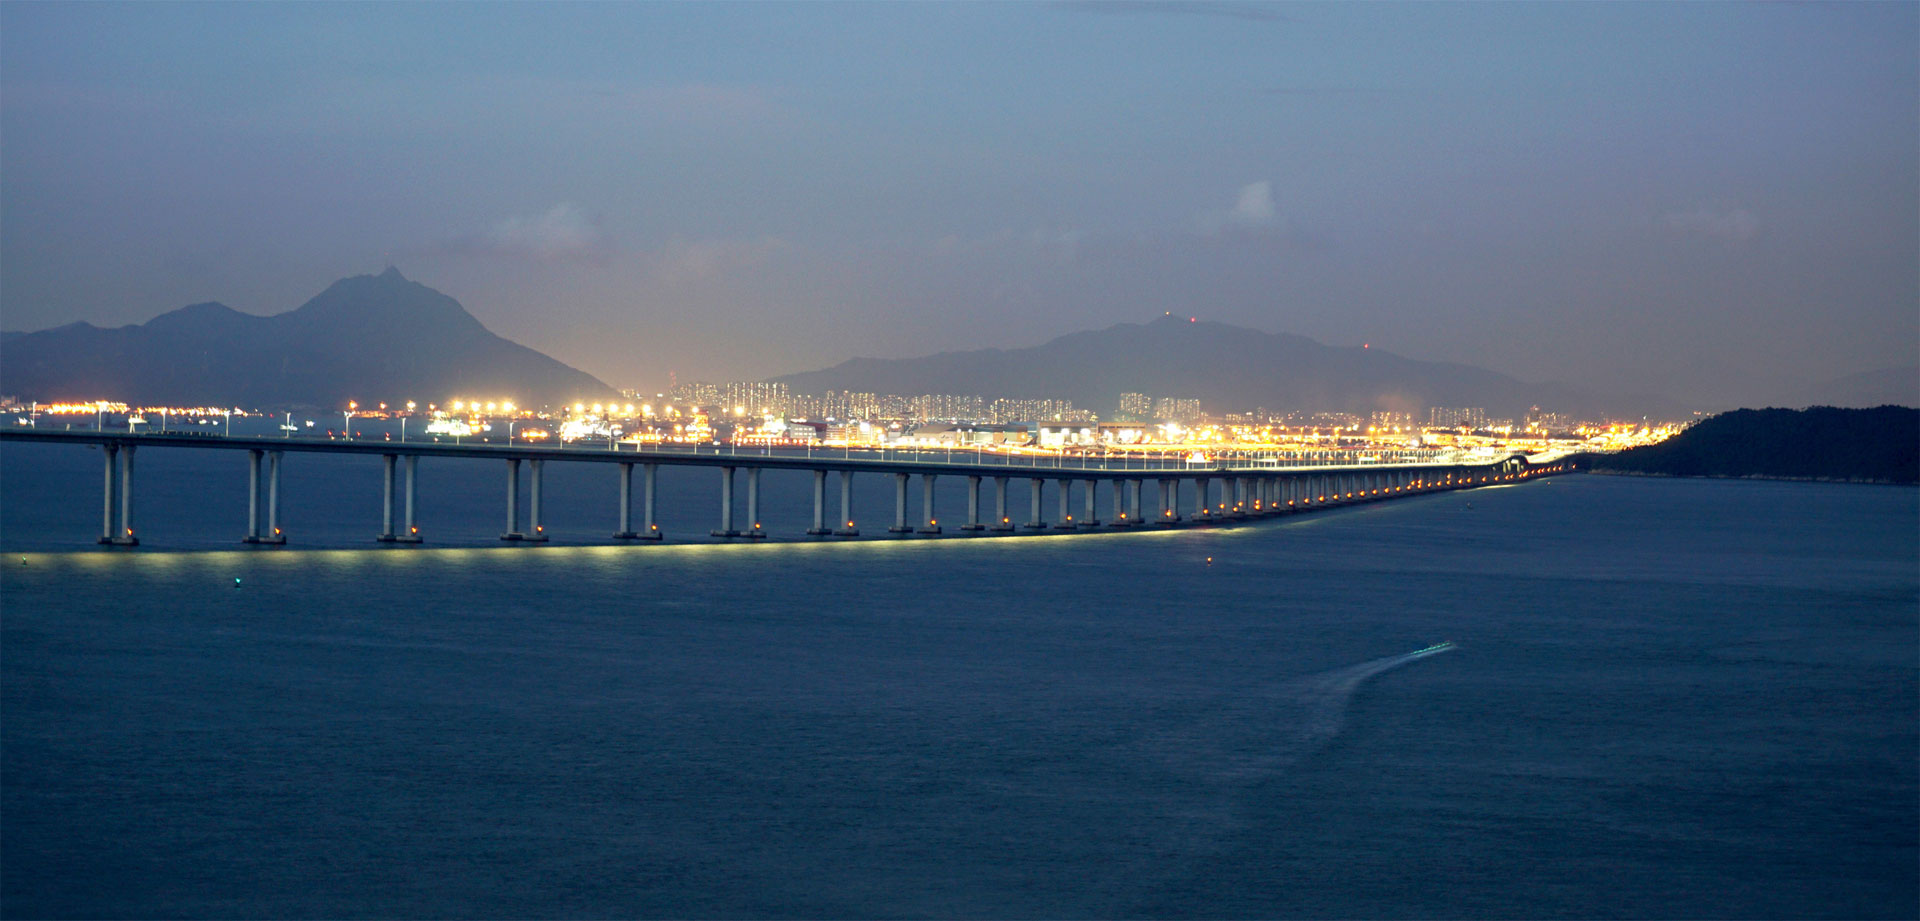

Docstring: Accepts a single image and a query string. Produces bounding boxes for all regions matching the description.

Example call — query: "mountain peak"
[379,265,406,281]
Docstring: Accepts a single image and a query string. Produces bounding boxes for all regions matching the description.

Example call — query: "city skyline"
[4,3,1915,408]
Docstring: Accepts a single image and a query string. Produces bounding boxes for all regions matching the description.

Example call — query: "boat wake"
[1111,643,1458,911]
[1158,642,1457,788]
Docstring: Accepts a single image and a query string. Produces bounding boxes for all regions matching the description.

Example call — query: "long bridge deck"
[0,428,1571,547]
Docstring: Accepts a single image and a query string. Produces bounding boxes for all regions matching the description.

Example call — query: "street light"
[344,401,356,441]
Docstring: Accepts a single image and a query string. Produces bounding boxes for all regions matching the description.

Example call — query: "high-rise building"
[1117,392,1151,420]
[1426,406,1488,429]
[722,381,790,416]
[1151,397,1202,424]
[670,381,722,410]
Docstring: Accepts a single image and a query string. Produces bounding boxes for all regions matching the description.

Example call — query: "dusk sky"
[3,1,1914,408]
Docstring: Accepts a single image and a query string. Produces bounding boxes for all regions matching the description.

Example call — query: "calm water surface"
[3,456,1915,918]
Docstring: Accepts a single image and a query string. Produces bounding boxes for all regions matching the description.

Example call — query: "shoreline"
[1586,468,1916,487]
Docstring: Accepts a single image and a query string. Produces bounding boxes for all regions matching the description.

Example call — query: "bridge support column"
[808,469,832,535]
[1081,478,1100,527]
[1130,479,1143,524]
[1195,477,1211,519]
[501,459,524,540]
[642,463,661,538]
[835,470,859,536]
[889,473,912,533]
[243,448,260,541]
[745,467,765,538]
[990,477,1013,531]
[378,454,397,541]
[399,455,420,541]
[111,445,138,545]
[712,466,740,537]
[99,444,119,544]
[262,450,282,543]
[1111,479,1129,526]
[1053,478,1076,529]
[962,475,984,531]
[1025,478,1047,529]
[526,459,549,541]
[1158,478,1180,525]
[615,463,637,538]
[917,474,941,534]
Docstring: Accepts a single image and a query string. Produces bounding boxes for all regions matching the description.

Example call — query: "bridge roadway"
[0,428,1567,547]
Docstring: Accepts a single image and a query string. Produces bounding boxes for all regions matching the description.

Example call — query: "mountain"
[1780,366,1919,410]
[1590,405,1919,483]
[0,268,617,409]
[775,316,1667,419]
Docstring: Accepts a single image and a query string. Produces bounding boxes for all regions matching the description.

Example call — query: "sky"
[2,1,1914,408]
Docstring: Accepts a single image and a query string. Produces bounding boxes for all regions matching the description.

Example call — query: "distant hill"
[0,268,617,409]
[1782,366,1919,410]
[1591,406,1919,483]
[775,315,1668,419]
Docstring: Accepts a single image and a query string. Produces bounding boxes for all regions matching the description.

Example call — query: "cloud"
[1230,180,1277,225]
[1057,1,1295,23]
[1194,180,1281,234]
[1663,207,1760,242]
[467,203,611,261]
[646,236,791,282]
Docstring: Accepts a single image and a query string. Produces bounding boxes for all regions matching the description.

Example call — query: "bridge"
[0,429,1569,547]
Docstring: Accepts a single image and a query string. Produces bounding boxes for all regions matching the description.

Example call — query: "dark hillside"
[1592,406,1919,483]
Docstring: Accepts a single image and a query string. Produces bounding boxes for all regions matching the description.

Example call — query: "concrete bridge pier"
[98,443,140,546]
[1110,479,1130,526]
[917,473,941,534]
[262,450,283,543]
[1053,478,1076,529]
[615,462,639,538]
[113,445,138,545]
[1025,478,1047,529]
[243,448,260,542]
[1157,477,1181,525]
[525,459,549,541]
[398,455,421,541]
[99,444,118,543]
[712,466,740,537]
[1195,477,1212,520]
[889,472,913,533]
[991,477,1014,531]
[642,463,663,538]
[1129,479,1144,524]
[1080,478,1100,527]
[500,458,524,540]
[962,475,984,531]
[745,467,765,538]
[807,469,833,535]
[835,470,859,536]
[378,454,397,541]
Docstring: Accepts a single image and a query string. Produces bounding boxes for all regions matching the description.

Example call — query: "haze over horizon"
[3,2,1914,408]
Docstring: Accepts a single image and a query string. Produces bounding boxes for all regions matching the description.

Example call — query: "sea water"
[2,444,1914,918]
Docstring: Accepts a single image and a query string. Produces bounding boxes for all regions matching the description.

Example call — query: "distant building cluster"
[1151,397,1203,424]
[1427,406,1489,429]
[592,378,1645,451]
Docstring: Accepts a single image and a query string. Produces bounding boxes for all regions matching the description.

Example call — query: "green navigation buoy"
[233,577,242,588]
